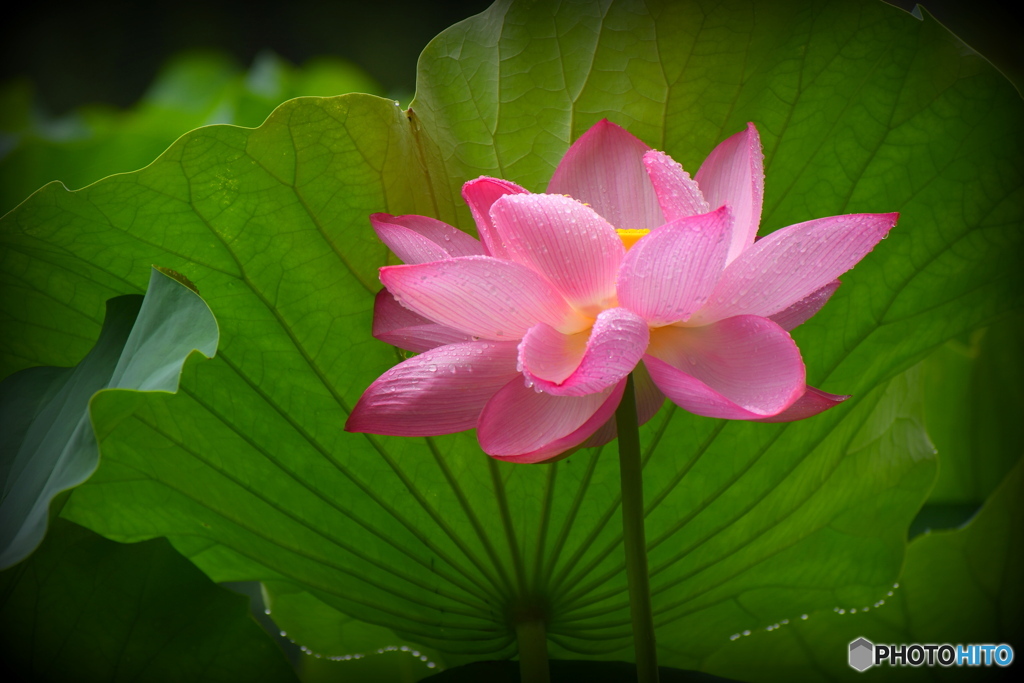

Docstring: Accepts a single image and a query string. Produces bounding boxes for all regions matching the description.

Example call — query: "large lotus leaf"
[0,267,218,569]
[699,456,1023,682]
[0,50,381,216]
[0,517,297,683]
[0,0,1021,672]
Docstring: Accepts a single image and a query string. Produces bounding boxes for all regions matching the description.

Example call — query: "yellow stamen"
[617,229,650,251]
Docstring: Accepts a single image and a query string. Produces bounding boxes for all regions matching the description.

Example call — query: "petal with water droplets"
[694,122,765,264]
[372,289,472,352]
[547,119,664,232]
[768,280,841,331]
[370,213,484,264]
[691,213,897,325]
[491,193,623,314]
[380,256,586,340]
[518,307,649,397]
[643,150,710,221]
[462,177,529,259]
[478,377,622,462]
[753,385,849,422]
[645,316,805,419]
[346,341,520,436]
[618,206,732,326]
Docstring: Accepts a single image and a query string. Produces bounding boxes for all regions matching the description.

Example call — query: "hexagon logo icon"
[849,637,874,671]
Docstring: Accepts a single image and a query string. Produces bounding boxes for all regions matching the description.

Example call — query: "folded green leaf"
[0,267,218,569]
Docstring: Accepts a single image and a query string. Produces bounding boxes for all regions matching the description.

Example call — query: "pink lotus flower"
[346,121,896,463]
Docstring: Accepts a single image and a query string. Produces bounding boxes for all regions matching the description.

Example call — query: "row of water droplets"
[727,582,900,642]
[272,611,439,669]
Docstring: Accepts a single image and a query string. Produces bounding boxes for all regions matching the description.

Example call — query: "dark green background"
[2,0,1020,115]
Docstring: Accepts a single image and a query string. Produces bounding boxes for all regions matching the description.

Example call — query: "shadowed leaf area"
[0,518,297,683]
[421,659,740,682]
[0,0,1020,679]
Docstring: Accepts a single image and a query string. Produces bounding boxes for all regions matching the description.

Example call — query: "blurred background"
[1,0,1019,217]
[1,0,1019,116]
[1,0,498,113]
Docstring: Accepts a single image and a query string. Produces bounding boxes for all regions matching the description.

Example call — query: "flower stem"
[616,373,660,683]
[515,617,550,683]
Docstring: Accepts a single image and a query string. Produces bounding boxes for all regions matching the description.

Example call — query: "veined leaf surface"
[0,0,1020,670]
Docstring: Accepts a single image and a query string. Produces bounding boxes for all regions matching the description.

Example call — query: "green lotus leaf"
[699,456,1023,681]
[0,0,1020,674]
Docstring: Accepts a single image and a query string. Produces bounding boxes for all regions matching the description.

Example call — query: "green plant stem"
[616,373,659,683]
[515,617,550,683]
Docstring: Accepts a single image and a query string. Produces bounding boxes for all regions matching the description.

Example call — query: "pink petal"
[643,150,710,221]
[380,256,586,341]
[547,119,664,232]
[768,280,841,331]
[580,360,665,448]
[519,308,649,397]
[691,213,898,325]
[372,289,472,353]
[370,213,485,265]
[618,206,733,326]
[505,382,628,463]
[345,341,519,436]
[754,385,849,423]
[695,123,765,264]
[491,193,623,314]
[478,378,623,462]
[644,315,805,418]
[462,177,529,259]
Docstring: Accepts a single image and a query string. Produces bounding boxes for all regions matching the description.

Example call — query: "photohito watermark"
[849,637,1014,671]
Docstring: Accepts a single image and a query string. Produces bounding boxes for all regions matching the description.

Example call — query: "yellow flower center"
[616,229,649,251]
